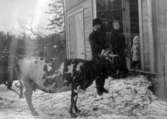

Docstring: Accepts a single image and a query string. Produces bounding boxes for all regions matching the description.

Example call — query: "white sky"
[0,0,51,35]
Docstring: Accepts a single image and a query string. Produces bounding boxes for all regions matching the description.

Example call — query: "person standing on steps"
[89,18,109,95]
[109,20,128,78]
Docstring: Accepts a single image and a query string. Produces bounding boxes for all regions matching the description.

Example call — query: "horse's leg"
[23,79,38,116]
[69,84,77,117]
[8,88,20,97]
[19,80,24,98]
[74,86,81,113]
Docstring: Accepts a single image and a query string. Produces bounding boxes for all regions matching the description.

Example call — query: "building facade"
[63,0,167,99]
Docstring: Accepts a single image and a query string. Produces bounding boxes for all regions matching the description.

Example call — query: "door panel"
[75,9,85,59]
[139,0,155,72]
[69,16,77,58]
[67,9,85,59]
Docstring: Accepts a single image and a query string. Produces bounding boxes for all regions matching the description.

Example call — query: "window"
[96,0,123,32]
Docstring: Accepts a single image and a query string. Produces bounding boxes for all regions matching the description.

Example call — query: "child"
[131,35,140,69]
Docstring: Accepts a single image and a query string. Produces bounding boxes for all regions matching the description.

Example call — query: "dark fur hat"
[93,18,102,26]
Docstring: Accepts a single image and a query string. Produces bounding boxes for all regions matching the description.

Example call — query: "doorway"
[96,0,140,70]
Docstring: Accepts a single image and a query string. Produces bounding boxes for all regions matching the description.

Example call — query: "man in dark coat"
[110,20,128,77]
[89,18,108,95]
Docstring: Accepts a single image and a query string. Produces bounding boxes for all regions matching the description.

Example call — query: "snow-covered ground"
[0,75,167,119]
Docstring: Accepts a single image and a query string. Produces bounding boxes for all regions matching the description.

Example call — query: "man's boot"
[102,88,109,94]
[97,89,103,95]
[97,87,108,95]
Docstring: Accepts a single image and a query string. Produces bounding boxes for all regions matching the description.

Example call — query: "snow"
[0,75,167,119]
